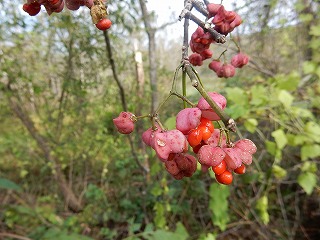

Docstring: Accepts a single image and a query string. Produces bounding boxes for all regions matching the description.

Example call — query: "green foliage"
[125,222,189,240]
[209,183,230,231]
[255,196,270,225]
[0,178,22,192]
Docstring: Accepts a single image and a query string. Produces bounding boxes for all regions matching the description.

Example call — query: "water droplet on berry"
[157,139,166,147]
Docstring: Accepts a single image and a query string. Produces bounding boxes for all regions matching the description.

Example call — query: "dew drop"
[157,139,166,147]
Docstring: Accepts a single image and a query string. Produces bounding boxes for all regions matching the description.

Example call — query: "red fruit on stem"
[199,117,214,132]
[189,53,203,66]
[231,53,249,68]
[198,126,212,141]
[218,64,235,78]
[234,164,246,174]
[215,170,233,185]
[212,160,227,175]
[96,18,112,31]
[200,49,213,60]
[208,60,222,72]
[207,3,222,18]
[188,128,203,148]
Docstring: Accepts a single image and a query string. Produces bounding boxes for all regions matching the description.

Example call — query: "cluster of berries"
[208,3,242,35]
[113,92,256,185]
[22,0,112,31]
[188,3,249,78]
[208,53,249,78]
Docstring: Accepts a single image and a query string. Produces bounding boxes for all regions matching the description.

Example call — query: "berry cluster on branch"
[113,0,257,185]
[113,91,256,185]
[22,0,112,31]
[185,0,250,78]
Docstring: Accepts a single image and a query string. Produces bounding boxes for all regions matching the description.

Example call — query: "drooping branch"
[102,31,149,173]
[103,31,127,112]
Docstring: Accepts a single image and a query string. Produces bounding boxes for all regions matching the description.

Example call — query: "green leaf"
[244,118,258,133]
[304,122,320,143]
[209,183,230,231]
[299,13,313,23]
[278,90,293,108]
[265,140,276,156]
[272,165,287,180]
[271,129,288,149]
[274,72,300,91]
[151,184,162,197]
[0,178,22,192]
[255,196,269,225]
[225,105,249,119]
[154,202,166,228]
[303,61,317,74]
[297,172,317,195]
[164,116,176,130]
[225,87,248,106]
[294,135,310,146]
[291,107,314,120]
[310,25,320,36]
[174,222,189,240]
[301,144,320,161]
[250,85,268,106]
[301,161,318,173]
[139,223,188,240]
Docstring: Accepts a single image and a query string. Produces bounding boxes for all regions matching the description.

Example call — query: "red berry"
[188,128,203,148]
[96,18,112,31]
[212,160,227,175]
[49,0,60,5]
[192,143,203,154]
[23,3,41,16]
[234,164,246,174]
[198,126,212,141]
[215,170,233,185]
[189,53,203,66]
[199,117,214,132]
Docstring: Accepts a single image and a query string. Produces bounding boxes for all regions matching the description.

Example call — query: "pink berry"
[208,60,222,72]
[153,130,187,161]
[235,139,257,155]
[231,53,249,68]
[176,108,202,135]
[200,49,213,60]
[113,112,135,134]
[223,147,242,170]
[218,64,235,78]
[197,92,227,121]
[197,145,226,167]
[189,53,203,66]
[207,3,222,18]
[203,129,227,147]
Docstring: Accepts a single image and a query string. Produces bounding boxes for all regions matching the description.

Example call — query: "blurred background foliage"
[0,0,319,239]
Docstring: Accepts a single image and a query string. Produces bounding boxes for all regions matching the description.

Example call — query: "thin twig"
[0,233,32,240]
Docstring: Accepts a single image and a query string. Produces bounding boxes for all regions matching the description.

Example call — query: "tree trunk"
[139,0,158,113]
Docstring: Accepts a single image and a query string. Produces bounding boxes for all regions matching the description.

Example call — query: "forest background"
[0,0,320,239]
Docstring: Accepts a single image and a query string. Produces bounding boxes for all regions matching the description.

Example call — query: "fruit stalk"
[183,62,236,132]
